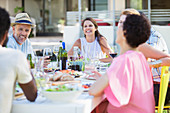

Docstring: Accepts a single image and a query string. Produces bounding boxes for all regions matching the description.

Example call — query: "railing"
[141,9,170,22]
[66,9,170,26]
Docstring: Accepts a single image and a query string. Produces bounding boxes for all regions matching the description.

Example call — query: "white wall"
[0,0,21,16]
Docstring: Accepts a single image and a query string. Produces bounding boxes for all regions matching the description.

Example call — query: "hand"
[99,57,113,63]
[43,56,50,68]
[87,71,102,79]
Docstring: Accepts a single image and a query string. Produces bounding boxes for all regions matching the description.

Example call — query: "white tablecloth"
[12,92,95,113]
[12,72,107,113]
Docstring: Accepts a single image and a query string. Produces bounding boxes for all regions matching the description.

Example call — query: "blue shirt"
[146,28,169,76]
[147,28,169,53]
[7,34,34,58]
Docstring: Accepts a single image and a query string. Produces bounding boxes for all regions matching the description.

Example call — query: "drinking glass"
[35,56,44,77]
[43,48,52,57]
[53,45,60,70]
[34,56,47,95]
[43,48,52,69]
[110,45,118,58]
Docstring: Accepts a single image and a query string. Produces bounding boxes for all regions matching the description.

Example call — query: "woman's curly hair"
[123,14,151,48]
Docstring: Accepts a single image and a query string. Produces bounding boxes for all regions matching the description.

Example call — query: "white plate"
[86,77,96,80]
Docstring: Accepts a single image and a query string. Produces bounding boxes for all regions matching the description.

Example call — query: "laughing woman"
[89,14,155,113]
[68,17,112,61]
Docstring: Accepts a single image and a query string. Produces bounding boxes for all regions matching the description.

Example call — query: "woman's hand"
[99,57,113,63]
[87,71,102,79]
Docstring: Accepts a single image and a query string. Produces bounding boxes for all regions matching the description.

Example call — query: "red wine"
[110,53,117,58]
[61,57,67,70]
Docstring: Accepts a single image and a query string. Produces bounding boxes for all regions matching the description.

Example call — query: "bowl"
[43,84,82,102]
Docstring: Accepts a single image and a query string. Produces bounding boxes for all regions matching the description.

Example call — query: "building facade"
[0,0,169,36]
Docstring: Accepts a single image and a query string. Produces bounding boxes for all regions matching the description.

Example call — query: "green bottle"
[61,42,68,70]
[58,46,63,70]
[27,54,35,69]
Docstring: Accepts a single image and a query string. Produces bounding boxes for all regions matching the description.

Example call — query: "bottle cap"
[62,42,65,49]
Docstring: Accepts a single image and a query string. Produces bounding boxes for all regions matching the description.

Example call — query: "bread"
[60,73,74,81]
[53,72,63,81]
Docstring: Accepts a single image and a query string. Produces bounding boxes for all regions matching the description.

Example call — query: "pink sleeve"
[104,56,133,107]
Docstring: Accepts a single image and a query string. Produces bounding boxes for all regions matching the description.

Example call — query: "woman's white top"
[80,37,105,59]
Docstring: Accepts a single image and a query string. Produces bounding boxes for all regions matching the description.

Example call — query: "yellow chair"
[155,66,170,113]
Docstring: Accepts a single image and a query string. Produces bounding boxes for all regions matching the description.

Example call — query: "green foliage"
[14,6,24,13]
[130,0,142,10]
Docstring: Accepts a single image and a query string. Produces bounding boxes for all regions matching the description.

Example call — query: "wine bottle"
[58,46,63,70]
[61,42,68,70]
[27,54,35,69]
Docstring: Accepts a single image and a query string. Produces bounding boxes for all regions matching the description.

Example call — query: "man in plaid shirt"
[147,27,170,105]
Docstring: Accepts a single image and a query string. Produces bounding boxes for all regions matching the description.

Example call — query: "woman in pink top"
[89,14,155,113]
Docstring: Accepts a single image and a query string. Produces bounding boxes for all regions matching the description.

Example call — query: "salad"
[45,85,78,92]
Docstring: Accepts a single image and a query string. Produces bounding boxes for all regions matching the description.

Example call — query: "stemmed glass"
[43,48,52,58]
[53,45,60,70]
[109,45,118,58]
[43,48,52,69]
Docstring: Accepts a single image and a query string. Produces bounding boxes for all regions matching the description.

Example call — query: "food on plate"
[82,83,92,89]
[49,70,85,82]
[60,70,75,74]
[60,73,74,81]
[50,71,75,81]
[45,85,74,92]
[53,72,63,81]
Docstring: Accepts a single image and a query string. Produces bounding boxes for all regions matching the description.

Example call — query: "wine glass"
[53,45,60,70]
[43,48,52,70]
[43,48,52,57]
[110,45,118,58]
[53,45,60,56]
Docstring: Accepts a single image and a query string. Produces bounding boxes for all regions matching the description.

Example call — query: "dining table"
[12,75,105,113]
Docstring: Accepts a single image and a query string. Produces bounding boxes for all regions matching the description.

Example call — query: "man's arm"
[138,43,170,59]
[16,51,38,101]
[19,77,37,102]
[138,43,170,66]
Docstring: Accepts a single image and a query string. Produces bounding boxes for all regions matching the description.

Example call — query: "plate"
[49,80,81,86]
[15,88,23,97]
[86,77,96,80]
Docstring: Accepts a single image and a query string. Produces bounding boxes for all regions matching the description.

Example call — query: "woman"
[89,14,155,113]
[120,8,170,105]
[68,17,112,60]
[117,8,170,65]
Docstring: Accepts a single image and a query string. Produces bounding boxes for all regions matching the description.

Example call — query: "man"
[7,12,35,57]
[139,10,170,106]
[7,13,50,67]
[0,7,37,113]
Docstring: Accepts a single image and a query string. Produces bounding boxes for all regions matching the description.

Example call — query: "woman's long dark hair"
[82,17,108,49]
